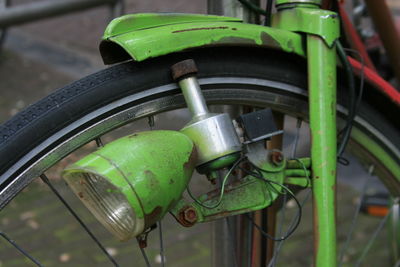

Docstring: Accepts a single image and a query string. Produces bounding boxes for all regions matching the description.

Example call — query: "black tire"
[0,47,399,265]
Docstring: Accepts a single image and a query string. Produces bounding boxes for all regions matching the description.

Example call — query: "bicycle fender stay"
[99,13,305,64]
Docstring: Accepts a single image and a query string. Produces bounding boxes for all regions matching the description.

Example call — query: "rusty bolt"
[270,151,284,166]
[171,59,198,81]
[183,207,198,223]
[178,206,198,227]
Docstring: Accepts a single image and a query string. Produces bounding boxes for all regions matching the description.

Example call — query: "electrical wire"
[264,0,273,26]
[241,159,306,241]
[186,156,246,209]
[337,41,356,158]
[244,177,302,241]
[237,0,269,16]
[188,155,308,243]
[336,43,366,159]
[268,158,312,266]
[344,48,365,112]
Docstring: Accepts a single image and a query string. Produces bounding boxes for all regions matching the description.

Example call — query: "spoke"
[290,118,302,159]
[95,137,104,147]
[148,116,155,130]
[158,221,165,267]
[225,217,239,267]
[269,119,304,266]
[355,205,393,267]
[138,241,151,267]
[338,165,374,266]
[246,213,253,267]
[39,174,119,267]
[0,231,43,266]
[268,189,312,267]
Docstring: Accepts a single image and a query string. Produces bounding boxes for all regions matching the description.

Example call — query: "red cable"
[348,56,400,106]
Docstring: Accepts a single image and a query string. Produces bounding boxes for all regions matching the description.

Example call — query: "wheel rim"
[0,76,399,266]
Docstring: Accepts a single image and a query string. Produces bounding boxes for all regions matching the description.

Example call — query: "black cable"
[239,166,282,196]
[187,156,247,209]
[240,160,303,241]
[244,178,302,242]
[264,0,273,26]
[344,48,365,112]
[337,41,357,158]
[238,0,269,16]
[336,43,366,159]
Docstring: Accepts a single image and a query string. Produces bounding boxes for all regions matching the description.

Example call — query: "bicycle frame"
[100,1,339,265]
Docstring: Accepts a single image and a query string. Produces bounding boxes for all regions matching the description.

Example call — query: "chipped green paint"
[103,13,242,38]
[100,13,305,64]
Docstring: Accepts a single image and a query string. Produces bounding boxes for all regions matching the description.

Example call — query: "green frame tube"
[307,35,337,266]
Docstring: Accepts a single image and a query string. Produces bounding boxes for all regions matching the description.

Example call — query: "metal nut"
[183,207,198,223]
[171,59,198,81]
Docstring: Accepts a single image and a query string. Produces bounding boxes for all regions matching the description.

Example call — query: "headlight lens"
[64,171,144,241]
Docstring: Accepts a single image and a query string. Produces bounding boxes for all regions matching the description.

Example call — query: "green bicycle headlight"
[62,130,196,241]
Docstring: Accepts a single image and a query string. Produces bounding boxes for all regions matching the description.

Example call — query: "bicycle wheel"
[0,47,399,266]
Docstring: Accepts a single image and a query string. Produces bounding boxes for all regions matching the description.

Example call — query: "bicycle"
[0,0,399,266]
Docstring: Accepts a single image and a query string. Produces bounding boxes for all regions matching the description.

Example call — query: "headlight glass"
[64,171,141,241]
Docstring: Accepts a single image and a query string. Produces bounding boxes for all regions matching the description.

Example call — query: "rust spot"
[144,206,162,228]
[172,26,229,33]
[169,179,175,184]
[315,176,320,179]
[183,146,198,172]
[171,59,198,81]
[270,151,284,166]
[231,27,237,31]
[137,238,147,249]
[78,192,84,198]
[205,179,244,200]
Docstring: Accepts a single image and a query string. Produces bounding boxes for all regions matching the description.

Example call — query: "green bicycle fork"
[275,1,339,265]
[308,34,337,266]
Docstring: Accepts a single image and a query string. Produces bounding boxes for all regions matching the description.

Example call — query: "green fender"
[99,13,306,64]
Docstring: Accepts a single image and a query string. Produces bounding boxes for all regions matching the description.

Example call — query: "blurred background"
[0,0,399,266]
